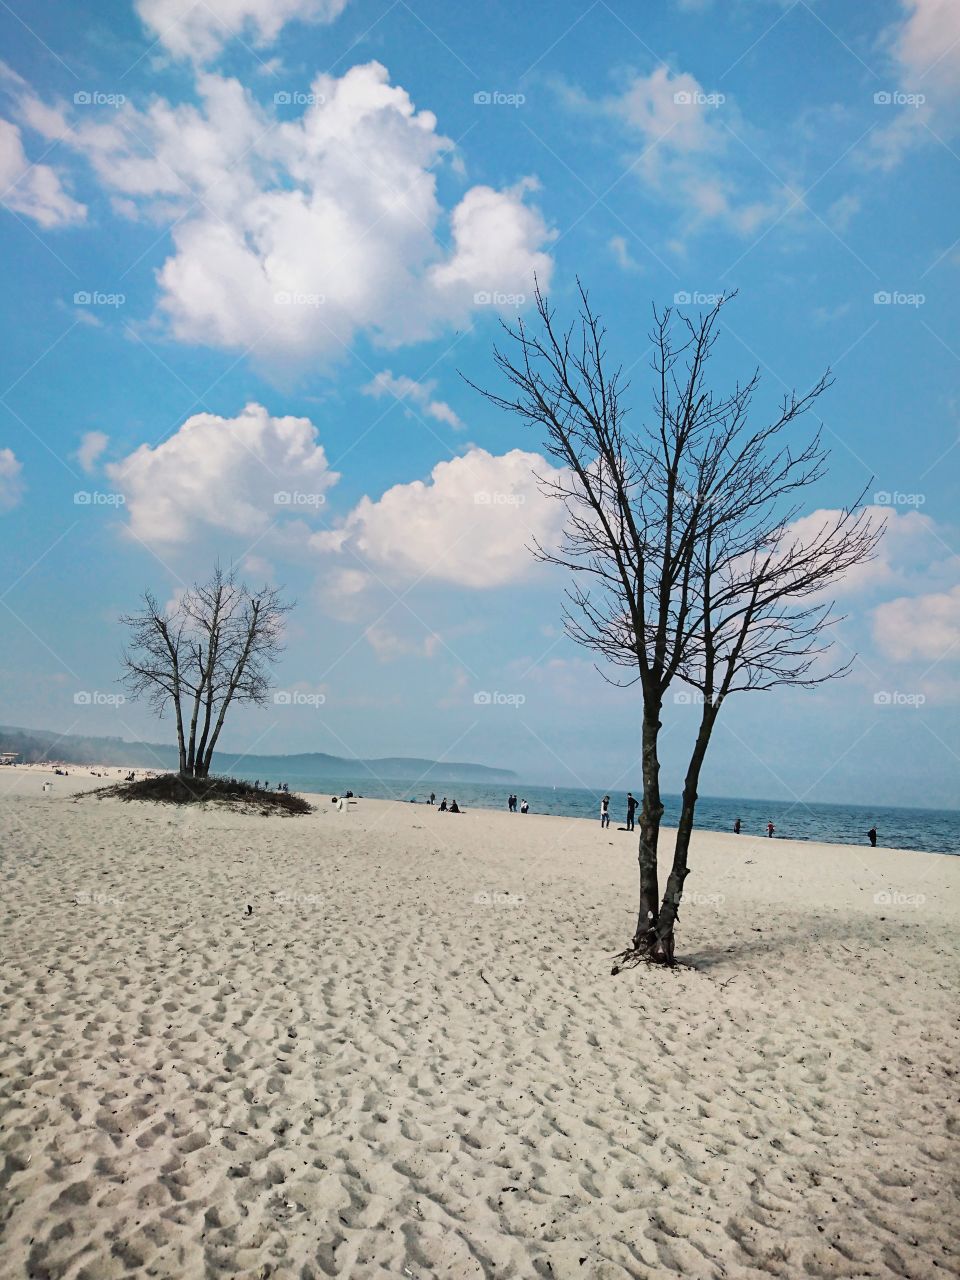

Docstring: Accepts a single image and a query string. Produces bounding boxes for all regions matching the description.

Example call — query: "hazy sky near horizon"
[1,0,958,807]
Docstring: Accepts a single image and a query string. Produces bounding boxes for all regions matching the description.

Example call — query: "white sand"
[1,765,958,1279]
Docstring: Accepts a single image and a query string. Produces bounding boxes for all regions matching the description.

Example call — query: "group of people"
[437,797,461,813]
[506,794,529,814]
[731,817,777,837]
[600,792,638,830]
[732,817,878,845]
[254,779,291,793]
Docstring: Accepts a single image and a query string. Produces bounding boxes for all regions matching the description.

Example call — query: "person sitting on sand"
[439,797,448,812]
[449,799,461,813]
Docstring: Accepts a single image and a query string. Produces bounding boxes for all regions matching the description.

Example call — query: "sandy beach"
[1,765,958,1279]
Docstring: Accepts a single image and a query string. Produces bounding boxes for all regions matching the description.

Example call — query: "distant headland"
[0,725,517,784]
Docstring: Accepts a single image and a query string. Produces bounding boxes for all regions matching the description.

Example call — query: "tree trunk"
[650,707,716,963]
[172,678,187,775]
[185,652,208,777]
[194,689,215,777]
[632,702,664,950]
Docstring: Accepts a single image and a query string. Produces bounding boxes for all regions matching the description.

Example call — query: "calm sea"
[243,770,960,855]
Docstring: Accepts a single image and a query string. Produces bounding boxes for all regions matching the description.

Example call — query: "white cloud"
[611,66,713,153]
[428,180,554,302]
[312,447,566,588]
[869,0,960,168]
[582,67,792,237]
[363,370,463,428]
[0,117,85,227]
[106,402,338,545]
[134,0,349,62]
[873,583,960,662]
[76,430,108,473]
[781,505,944,597]
[826,193,861,233]
[365,622,442,662]
[608,234,641,271]
[25,64,552,372]
[0,447,24,511]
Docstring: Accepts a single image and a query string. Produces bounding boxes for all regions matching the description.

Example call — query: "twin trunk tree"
[479,284,882,964]
[120,566,290,778]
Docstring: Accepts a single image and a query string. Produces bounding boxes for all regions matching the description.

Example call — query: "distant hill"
[0,725,517,783]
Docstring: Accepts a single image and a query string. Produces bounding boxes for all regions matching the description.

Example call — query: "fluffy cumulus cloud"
[17,64,552,371]
[106,402,337,545]
[0,117,85,227]
[779,505,940,597]
[870,0,960,168]
[363,370,463,428]
[0,447,24,511]
[313,447,566,588]
[135,0,349,62]
[873,583,960,663]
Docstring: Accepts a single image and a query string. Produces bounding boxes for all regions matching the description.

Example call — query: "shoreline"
[3,759,955,857]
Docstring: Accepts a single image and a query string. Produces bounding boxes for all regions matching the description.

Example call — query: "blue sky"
[1,0,958,807]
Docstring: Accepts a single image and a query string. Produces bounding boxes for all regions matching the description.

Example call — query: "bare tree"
[121,566,291,778]
[476,283,882,964]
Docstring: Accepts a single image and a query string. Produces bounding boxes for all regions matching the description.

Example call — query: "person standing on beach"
[520,798,529,814]
[734,818,741,834]
[601,795,610,829]
[767,820,775,838]
[626,792,637,831]
[429,792,435,805]
[867,826,878,847]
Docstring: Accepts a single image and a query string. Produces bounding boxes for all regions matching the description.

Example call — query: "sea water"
[241,771,960,855]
